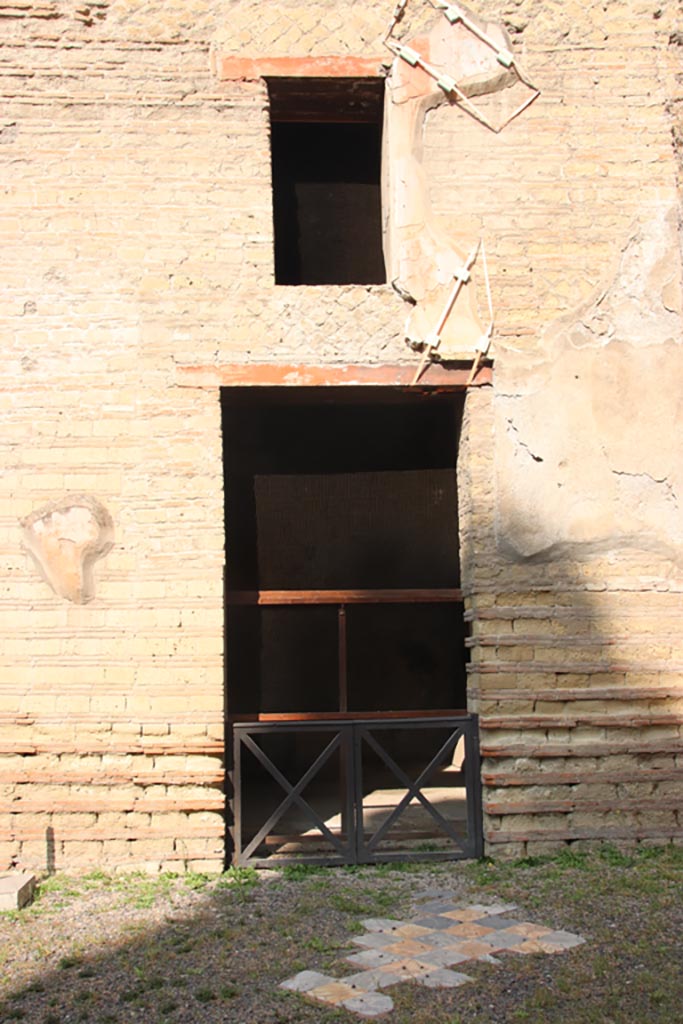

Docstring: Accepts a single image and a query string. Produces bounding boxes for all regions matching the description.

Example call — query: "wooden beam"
[231,709,469,723]
[212,55,386,81]
[176,362,492,389]
[226,588,463,605]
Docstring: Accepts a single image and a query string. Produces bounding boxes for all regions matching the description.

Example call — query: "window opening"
[267,78,386,285]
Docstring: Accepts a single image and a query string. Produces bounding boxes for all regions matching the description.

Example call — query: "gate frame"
[230,713,482,867]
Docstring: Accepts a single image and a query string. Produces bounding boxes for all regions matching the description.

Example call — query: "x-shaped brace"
[238,731,348,861]
[360,726,466,852]
[385,0,540,133]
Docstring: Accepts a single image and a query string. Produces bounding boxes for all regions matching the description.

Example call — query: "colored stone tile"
[477,903,518,917]
[415,948,470,967]
[342,992,394,1017]
[308,980,359,1004]
[516,940,550,954]
[383,939,437,957]
[384,958,434,979]
[417,968,473,989]
[281,898,584,1019]
[345,949,401,969]
[415,897,460,912]
[344,970,391,991]
[361,918,403,933]
[474,914,524,930]
[454,939,496,959]
[506,923,553,938]
[353,933,400,950]
[489,929,535,948]
[280,970,333,993]
[440,904,491,921]
[538,930,585,950]
[413,915,457,929]
[394,923,435,938]
[369,969,413,988]
[445,922,494,938]
[420,930,470,950]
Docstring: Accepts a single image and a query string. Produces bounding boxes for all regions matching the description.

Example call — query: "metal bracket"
[385,0,541,134]
[410,240,481,385]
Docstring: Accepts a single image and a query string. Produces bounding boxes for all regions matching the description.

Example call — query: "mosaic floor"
[281,899,585,1018]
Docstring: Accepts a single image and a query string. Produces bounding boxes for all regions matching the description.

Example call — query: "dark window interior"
[223,388,467,717]
[267,78,386,285]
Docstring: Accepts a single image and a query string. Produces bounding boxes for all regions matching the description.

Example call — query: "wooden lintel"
[212,55,387,81]
[226,588,463,606]
[231,709,468,723]
[176,362,492,389]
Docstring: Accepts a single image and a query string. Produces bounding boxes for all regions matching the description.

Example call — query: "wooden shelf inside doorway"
[226,588,463,605]
[226,588,464,713]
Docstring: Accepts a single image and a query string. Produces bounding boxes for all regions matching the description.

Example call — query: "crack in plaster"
[506,418,543,463]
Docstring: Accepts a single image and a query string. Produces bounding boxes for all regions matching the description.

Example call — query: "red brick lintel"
[212,55,388,81]
[175,363,493,389]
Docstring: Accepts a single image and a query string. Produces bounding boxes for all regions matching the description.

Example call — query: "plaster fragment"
[21,494,114,604]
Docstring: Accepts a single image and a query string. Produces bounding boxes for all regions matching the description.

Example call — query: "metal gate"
[230,713,482,866]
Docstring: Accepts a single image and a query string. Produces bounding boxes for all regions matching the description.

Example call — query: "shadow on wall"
[474,541,683,858]
[477,198,683,851]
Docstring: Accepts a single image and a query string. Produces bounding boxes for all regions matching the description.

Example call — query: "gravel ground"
[1,846,682,1024]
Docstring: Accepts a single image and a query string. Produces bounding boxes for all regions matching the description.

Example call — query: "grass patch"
[2,851,682,1024]
[281,864,327,881]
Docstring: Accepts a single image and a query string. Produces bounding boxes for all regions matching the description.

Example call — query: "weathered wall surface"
[1,0,682,870]
[448,0,683,854]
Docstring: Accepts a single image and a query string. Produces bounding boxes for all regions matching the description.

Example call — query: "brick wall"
[2,0,682,870]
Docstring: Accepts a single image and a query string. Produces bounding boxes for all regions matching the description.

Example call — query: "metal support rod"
[338,604,348,713]
[411,240,481,385]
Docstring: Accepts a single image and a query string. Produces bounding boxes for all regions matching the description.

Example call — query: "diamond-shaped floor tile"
[416,968,473,989]
[346,949,402,969]
[280,970,331,993]
[474,914,523,930]
[342,991,394,1017]
[413,915,458,930]
[281,897,584,1018]
[361,918,403,933]
[353,933,400,950]
[308,980,359,1005]
[538,930,585,950]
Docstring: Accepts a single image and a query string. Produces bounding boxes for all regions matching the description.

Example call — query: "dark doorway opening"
[222,386,477,864]
[267,78,386,285]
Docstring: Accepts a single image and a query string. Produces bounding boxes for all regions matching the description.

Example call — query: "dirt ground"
[1,846,682,1024]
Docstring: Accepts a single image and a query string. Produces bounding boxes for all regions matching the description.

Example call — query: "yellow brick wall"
[2,0,682,870]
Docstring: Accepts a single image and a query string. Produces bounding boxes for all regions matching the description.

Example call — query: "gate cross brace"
[359,727,466,852]
[238,731,348,861]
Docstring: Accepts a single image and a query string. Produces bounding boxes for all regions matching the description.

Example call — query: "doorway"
[222,386,481,864]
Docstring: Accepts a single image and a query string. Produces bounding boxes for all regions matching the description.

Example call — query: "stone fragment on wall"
[21,495,114,604]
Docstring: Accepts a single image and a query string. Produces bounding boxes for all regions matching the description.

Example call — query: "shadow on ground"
[1,850,682,1024]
